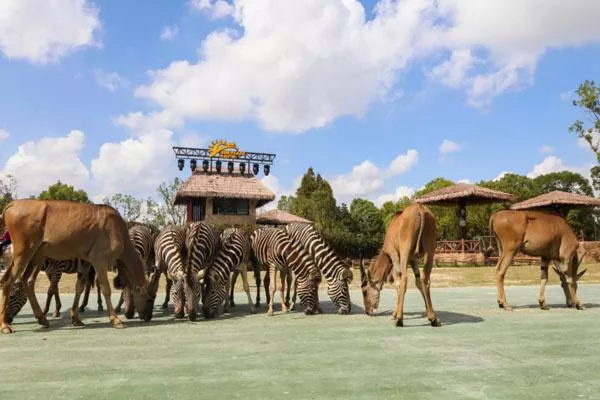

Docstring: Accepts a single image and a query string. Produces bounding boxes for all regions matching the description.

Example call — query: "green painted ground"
[1,284,600,400]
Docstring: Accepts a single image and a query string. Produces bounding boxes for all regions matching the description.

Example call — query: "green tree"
[380,197,412,227]
[0,175,17,214]
[350,198,385,237]
[415,177,460,240]
[38,181,89,203]
[290,168,337,230]
[277,195,295,212]
[569,80,600,190]
[103,193,145,223]
[146,178,187,228]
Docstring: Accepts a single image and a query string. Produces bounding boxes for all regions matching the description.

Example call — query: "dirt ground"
[30,263,600,294]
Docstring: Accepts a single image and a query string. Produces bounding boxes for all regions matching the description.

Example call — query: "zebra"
[202,227,252,319]
[251,227,320,316]
[185,222,220,320]
[286,223,353,314]
[116,224,161,318]
[151,225,186,318]
[5,258,94,320]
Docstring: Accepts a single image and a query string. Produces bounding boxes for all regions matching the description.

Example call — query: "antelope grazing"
[489,209,587,310]
[360,203,440,327]
[0,200,154,334]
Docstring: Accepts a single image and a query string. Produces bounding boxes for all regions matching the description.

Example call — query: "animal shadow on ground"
[377,309,484,326]
[511,302,600,310]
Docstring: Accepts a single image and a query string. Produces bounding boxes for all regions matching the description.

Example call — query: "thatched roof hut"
[256,209,312,226]
[413,183,516,206]
[510,190,600,210]
[174,172,275,207]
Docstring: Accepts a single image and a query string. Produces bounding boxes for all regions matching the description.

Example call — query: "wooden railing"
[435,236,496,254]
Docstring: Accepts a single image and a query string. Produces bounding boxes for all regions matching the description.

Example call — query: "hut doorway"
[191,198,206,222]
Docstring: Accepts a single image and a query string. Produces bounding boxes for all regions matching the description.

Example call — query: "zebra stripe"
[286,223,353,314]
[202,227,251,319]
[7,258,93,320]
[118,224,160,317]
[152,225,186,318]
[185,222,220,319]
[251,227,320,315]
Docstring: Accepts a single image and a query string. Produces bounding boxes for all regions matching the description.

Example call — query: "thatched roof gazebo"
[414,183,516,238]
[174,171,275,225]
[510,190,600,212]
[256,209,312,226]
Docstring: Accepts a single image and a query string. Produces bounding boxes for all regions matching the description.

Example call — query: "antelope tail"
[485,216,499,258]
[414,209,425,256]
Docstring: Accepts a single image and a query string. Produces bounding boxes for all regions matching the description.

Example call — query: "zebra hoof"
[98,305,104,312]
[72,319,85,327]
[161,303,169,310]
[1,324,13,334]
[78,306,86,313]
[174,311,185,319]
[38,317,50,328]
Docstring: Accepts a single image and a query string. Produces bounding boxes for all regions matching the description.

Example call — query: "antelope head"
[359,260,381,316]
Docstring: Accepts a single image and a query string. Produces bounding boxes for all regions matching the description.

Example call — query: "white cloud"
[160,25,179,42]
[119,0,600,133]
[527,156,590,179]
[539,145,554,154]
[439,139,462,155]
[375,186,415,206]
[0,0,101,64]
[90,130,175,197]
[387,149,419,176]
[113,110,184,135]
[0,131,90,196]
[178,133,208,148]
[457,178,471,184]
[258,174,301,212]
[94,69,128,92]
[190,0,235,19]
[0,129,9,142]
[493,171,511,181]
[331,149,418,201]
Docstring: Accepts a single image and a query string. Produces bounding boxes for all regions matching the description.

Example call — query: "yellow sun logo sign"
[208,139,247,159]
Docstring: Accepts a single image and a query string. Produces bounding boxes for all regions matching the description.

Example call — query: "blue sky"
[1,0,599,208]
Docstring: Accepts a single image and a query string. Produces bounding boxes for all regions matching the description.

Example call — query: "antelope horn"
[359,259,366,282]
[577,268,588,280]
[577,251,588,267]
[552,265,565,277]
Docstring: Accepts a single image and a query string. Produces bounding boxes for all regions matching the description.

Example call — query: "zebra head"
[201,267,227,319]
[328,268,353,314]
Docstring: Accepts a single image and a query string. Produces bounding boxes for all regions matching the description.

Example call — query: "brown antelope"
[360,203,440,327]
[0,200,155,334]
[489,209,587,311]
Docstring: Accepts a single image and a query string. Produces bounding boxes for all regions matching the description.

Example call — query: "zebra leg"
[240,266,256,314]
[184,275,198,321]
[53,278,62,318]
[162,276,172,309]
[289,273,297,311]
[280,269,288,313]
[253,261,261,308]
[230,269,240,308]
[264,272,271,306]
[96,277,104,312]
[42,272,56,316]
[223,274,232,314]
[79,278,91,313]
[114,291,125,314]
[69,271,88,326]
[285,271,291,308]
[267,265,276,316]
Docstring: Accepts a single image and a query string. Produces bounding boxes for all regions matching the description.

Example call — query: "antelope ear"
[577,269,588,280]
